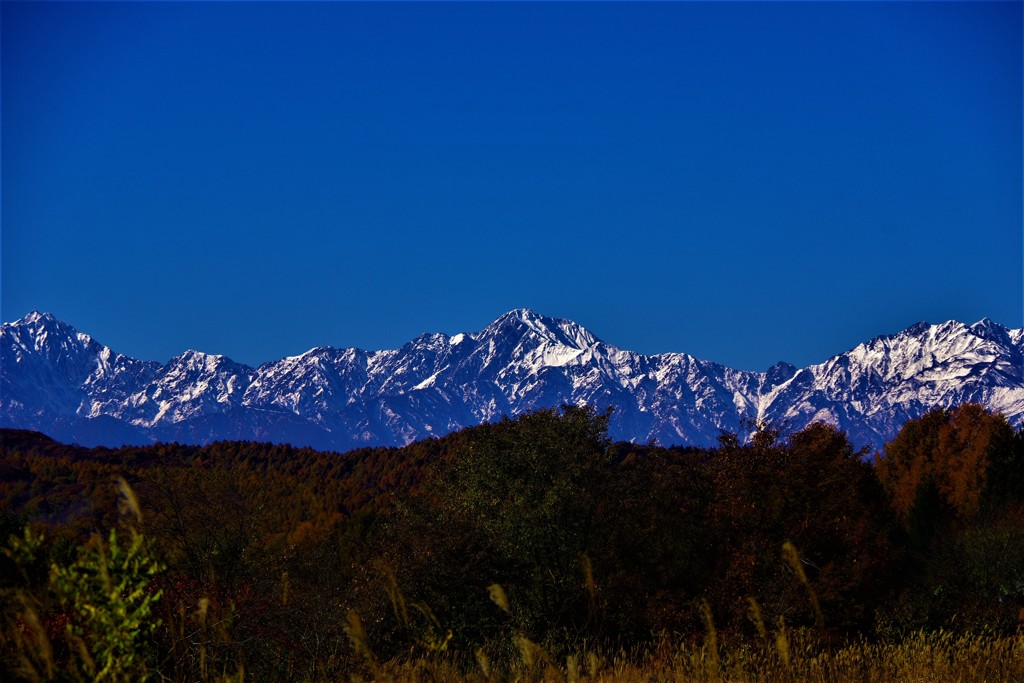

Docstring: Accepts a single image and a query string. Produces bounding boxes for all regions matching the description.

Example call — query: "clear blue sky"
[3,1,1021,371]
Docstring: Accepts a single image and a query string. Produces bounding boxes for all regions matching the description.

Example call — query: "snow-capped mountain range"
[2,309,1022,452]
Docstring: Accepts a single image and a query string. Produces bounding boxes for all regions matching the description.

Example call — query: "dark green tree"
[369,406,612,652]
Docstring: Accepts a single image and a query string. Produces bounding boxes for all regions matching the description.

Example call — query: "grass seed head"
[488,583,510,614]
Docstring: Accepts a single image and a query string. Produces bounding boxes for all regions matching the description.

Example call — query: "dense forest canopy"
[2,403,1023,680]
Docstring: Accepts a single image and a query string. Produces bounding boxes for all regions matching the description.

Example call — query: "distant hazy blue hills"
[2,310,1022,452]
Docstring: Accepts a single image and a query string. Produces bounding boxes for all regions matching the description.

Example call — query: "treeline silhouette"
[2,403,1023,680]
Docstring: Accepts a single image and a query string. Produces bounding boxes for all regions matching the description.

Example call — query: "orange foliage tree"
[878,404,1018,522]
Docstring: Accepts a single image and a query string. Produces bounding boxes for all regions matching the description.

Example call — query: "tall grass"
[355,629,1024,683]
[339,574,1024,683]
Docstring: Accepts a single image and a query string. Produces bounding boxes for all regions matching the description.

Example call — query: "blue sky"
[2,2,1021,371]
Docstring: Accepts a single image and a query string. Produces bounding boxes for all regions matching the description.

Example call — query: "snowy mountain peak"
[482,309,602,351]
[6,310,82,339]
[167,349,251,378]
[901,321,932,338]
[765,361,798,387]
[405,332,452,352]
[2,309,99,361]
[970,317,1014,346]
[20,310,57,325]
[484,308,553,335]
[173,348,233,364]
[499,307,544,323]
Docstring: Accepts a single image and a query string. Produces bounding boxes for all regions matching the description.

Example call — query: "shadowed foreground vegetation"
[2,403,1023,681]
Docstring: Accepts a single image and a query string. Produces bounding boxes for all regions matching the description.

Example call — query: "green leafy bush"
[50,528,163,681]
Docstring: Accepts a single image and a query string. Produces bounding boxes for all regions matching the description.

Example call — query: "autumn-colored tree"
[878,404,1018,522]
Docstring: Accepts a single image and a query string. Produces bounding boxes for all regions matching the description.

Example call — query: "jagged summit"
[481,308,603,351]
[485,308,570,334]
[902,321,932,337]
[10,310,85,341]
[21,310,56,324]
[970,317,1015,346]
[2,310,1021,451]
[170,348,247,368]
[492,307,544,324]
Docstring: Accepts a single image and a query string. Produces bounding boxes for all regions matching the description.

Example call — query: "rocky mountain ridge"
[2,310,1022,451]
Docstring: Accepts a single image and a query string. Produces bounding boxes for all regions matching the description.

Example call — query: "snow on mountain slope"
[2,309,1021,451]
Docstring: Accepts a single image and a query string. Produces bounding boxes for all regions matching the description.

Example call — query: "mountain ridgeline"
[2,309,1022,451]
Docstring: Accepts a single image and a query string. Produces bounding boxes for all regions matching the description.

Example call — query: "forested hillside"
[2,404,1023,681]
